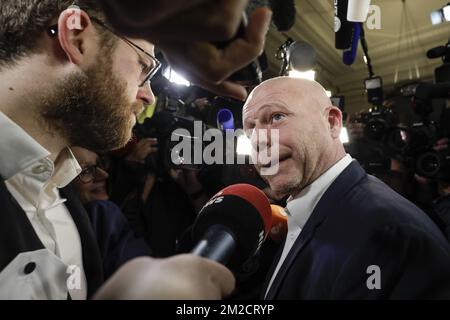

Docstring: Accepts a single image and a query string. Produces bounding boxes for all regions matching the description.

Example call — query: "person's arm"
[99,0,249,41]
[93,254,235,300]
[98,0,208,29]
[98,0,272,101]
[156,7,271,101]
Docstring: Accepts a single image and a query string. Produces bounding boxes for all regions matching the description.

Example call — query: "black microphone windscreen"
[427,46,447,59]
[335,0,353,50]
[191,184,271,268]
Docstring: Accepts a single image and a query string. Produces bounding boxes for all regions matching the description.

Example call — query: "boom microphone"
[335,0,353,50]
[343,22,361,65]
[191,184,272,268]
[427,45,450,59]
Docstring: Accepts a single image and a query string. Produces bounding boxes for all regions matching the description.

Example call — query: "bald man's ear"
[57,8,97,66]
[326,106,343,139]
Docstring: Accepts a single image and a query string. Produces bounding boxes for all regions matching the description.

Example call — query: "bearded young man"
[0,0,234,300]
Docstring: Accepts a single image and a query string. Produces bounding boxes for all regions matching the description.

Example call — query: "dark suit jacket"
[86,200,152,279]
[0,179,104,298]
[263,161,450,299]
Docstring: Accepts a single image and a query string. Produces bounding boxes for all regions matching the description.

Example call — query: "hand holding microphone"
[95,183,273,299]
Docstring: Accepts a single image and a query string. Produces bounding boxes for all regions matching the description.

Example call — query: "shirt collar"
[0,111,81,186]
[286,154,353,229]
[53,147,82,188]
[0,112,50,180]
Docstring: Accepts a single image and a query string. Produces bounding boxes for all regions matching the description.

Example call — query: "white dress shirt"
[0,111,87,300]
[265,154,353,297]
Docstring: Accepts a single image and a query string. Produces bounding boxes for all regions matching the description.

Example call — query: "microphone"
[335,0,353,50]
[427,45,450,59]
[343,22,361,65]
[191,184,272,268]
[347,0,371,22]
[217,108,235,131]
[288,41,317,72]
[269,205,288,243]
[269,0,297,32]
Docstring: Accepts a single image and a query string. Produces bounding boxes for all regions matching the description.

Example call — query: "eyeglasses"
[48,17,161,87]
[77,157,109,184]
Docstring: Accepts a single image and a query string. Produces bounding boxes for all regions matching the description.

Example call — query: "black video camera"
[393,80,450,181]
[359,105,397,141]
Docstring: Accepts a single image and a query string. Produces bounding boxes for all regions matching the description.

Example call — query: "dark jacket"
[263,161,450,299]
[86,200,152,279]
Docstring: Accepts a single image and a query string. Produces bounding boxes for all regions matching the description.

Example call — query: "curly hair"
[0,0,111,68]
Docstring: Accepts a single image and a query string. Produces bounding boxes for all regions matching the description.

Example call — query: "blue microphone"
[217,108,235,131]
[343,22,361,65]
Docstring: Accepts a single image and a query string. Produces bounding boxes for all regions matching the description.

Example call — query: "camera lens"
[416,151,441,178]
[364,119,386,140]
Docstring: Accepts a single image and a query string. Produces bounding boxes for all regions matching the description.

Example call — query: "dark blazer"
[263,161,450,299]
[0,179,104,298]
[86,200,152,279]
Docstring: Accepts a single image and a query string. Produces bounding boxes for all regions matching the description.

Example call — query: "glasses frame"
[47,16,161,87]
[77,157,110,184]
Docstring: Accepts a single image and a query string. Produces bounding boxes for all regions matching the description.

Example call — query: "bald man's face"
[243,78,337,196]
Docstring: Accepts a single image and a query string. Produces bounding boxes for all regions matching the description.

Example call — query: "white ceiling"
[264,0,450,115]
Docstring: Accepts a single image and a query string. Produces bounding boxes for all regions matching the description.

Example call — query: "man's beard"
[267,177,301,198]
[40,55,140,152]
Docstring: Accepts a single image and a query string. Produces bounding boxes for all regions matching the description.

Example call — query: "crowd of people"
[0,0,449,300]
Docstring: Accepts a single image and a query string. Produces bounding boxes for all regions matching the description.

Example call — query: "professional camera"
[359,105,397,141]
[393,78,450,180]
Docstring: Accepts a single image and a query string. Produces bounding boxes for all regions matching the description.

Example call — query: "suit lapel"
[60,184,104,298]
[0,179,46,271]
[260,238,285,299]
[265,161,367,299]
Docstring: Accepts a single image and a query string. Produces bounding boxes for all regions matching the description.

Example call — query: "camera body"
[392,80,450,181]
[359,105,397,141]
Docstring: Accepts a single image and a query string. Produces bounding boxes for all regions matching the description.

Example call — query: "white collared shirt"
[265,154,353,297]
[0,112,87,300]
